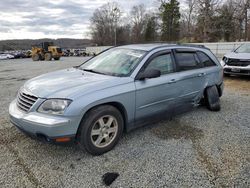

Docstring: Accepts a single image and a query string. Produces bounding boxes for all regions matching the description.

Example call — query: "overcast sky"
[0,0,184,40]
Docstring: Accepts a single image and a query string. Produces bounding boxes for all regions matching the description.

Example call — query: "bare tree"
[130,4,147,43]
[90,2,121,45]
[186,0,196,36]
[233,0,250,41]
[196,0,221,41]
[180,0,197,41]
[89,0,249,44]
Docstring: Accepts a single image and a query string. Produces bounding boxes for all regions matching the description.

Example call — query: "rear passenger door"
[172,49,207,113]
[196,51,221,85]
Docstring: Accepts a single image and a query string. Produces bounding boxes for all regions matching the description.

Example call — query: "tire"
[32,54,40,61]
[77,105,124,155]
[224,72,230,77]
[40,54,45,61]
[45,53,52,61]
[54,57,60,60]
[205,86,221,111]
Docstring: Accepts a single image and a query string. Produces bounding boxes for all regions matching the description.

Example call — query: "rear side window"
[175,52,202,71]
[197,51,216,67]
[145,53,174,75]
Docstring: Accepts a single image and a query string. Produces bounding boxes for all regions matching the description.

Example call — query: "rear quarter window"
[197,51,216,67]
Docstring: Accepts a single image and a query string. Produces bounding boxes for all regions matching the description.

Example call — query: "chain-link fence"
[191,42,250,59]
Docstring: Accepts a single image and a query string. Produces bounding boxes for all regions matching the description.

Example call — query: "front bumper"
[9,100,80,142]
[223,65,250,76]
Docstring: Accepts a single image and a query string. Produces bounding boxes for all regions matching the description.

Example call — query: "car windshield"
[235,44,250,53]
[80,48,146,76]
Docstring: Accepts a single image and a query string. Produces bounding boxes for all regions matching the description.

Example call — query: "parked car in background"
[0,53,15,60]
[9,44,223,155]
[62,49,70,56]
[25,50,32,58]
[85,46,112,56]
[11,52,27,58]
[221,43,250,76]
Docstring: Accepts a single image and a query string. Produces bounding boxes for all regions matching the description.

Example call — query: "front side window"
[197,51,216,67]
[175,52,201,71]
[145,53,174,75]
[80,48,146,76]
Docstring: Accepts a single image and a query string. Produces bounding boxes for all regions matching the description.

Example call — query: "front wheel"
[77,105,124,155]
[45,53,52,61]
[32,54,40,61]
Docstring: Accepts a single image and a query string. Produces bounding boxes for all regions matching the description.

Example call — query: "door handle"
[168,79,176,84]
[198,73,206,77]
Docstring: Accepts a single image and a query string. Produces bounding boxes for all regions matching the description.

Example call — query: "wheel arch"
[76,101,129,141]
[106,102,128,130]
[203,84,222,98]
[216,84,223,97]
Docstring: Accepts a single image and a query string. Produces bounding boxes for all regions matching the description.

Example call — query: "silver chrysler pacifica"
[9,44,224,155]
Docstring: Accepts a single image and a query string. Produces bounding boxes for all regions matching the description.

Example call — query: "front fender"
[65,82,136,129]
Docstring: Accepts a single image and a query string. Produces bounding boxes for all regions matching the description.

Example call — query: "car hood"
[225,52,250,60]
[23,68,132,99]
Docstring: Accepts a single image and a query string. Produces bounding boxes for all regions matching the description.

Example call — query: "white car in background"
[221,43,250,76]
[0,53,15,60]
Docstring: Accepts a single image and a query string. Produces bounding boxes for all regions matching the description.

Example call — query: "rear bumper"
[9,100,79,143]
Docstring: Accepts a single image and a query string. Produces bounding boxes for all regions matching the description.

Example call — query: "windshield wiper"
[81,68,106,75]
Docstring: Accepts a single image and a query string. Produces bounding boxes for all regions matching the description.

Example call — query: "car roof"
[118,43,208,51]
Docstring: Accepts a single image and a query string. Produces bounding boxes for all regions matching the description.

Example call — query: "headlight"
[220,60,226,66]
[222,56,228,63]
[221,56,228,66]
[38,99,72,115]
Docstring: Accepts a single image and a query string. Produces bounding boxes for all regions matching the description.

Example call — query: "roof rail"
[177,43,209,50]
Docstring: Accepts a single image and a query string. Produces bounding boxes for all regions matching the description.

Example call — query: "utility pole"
[115,19,117,46]
[113,7,119,46]
[245,0,250,41]
[245,8,248,41]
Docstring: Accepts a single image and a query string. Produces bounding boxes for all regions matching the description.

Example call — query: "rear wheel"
[45,53,52,61]
[32,54,40,61]
[77,105,124,155]
[205,86,221,111]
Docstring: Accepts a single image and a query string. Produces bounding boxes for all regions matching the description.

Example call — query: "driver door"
[134,50,178,125]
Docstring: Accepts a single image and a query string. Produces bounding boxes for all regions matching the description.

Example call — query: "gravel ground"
[0,57,249,188]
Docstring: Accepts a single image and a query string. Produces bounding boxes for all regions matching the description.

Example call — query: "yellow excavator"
[31,42,62,61]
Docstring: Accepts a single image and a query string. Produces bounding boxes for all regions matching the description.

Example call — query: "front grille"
[226,59,250,67]
[17,90,38,112]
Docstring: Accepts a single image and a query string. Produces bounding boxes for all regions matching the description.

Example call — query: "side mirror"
[137,69,161,80]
